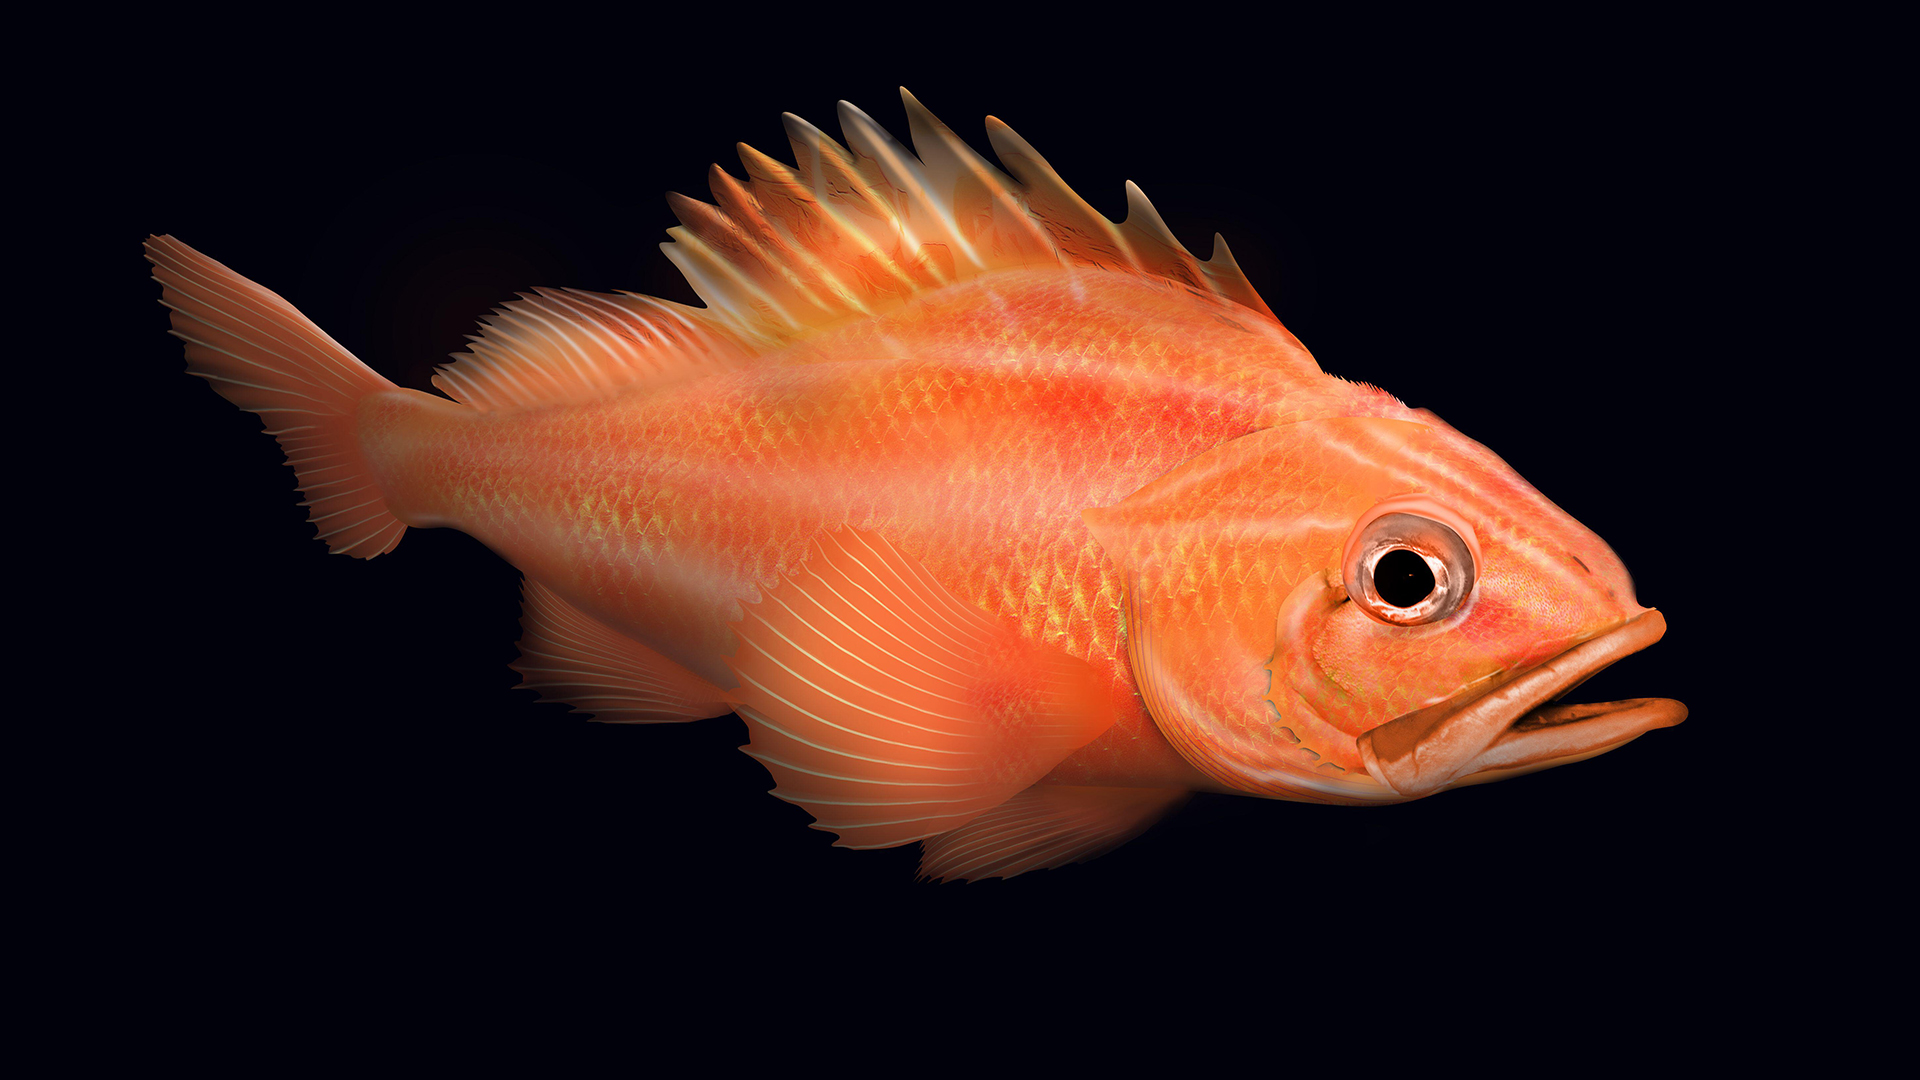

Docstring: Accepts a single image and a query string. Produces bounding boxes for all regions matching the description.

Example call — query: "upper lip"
[1356,610,1686,797]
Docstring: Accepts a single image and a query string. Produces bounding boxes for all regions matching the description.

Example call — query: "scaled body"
[364,271,1359,790]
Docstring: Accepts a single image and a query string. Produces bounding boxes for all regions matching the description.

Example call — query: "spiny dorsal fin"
[667,88,1277,336]
[432,88,1276,412]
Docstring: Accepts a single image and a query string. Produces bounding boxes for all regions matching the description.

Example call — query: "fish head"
[1083,415,1684,804]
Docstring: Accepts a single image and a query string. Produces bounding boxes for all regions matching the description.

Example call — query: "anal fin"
[918,785,1191,882]
[513,579,731,723]
[725,529,1117,849]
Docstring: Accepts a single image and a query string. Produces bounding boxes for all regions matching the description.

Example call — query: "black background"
[79,14,1793,992]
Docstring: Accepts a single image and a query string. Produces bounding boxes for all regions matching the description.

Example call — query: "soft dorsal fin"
[512,579,732,723]
[433,88,1275,411]
[724,529,1116,850]
[432,287,762,412]
[918,784,1190,882]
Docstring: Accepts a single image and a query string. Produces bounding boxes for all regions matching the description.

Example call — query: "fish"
[148,88,1685,881]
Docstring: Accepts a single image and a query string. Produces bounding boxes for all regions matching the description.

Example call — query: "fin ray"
[660,89,1275,342]
[726,529,1116,849]
[431,288,763,412]
[513,579,732,723]
[918,784,1191,882]
[148,235,408,558]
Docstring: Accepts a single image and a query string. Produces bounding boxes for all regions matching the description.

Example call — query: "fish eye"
[1343,510,1477,626]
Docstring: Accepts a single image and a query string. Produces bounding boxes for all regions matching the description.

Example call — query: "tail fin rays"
[147,235,407,557]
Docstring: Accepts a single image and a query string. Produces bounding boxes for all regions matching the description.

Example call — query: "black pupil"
[1374,549,1436,607]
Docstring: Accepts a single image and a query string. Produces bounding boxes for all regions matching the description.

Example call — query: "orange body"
[150,90,1683,879]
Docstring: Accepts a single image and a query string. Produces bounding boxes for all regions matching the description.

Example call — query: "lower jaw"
[1445,697,1686,784]
[1355,612,1686,797]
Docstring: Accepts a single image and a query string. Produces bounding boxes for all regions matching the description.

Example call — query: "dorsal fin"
[667,88,1276,336]
[431,287,763,412]
[433,88,1276,412]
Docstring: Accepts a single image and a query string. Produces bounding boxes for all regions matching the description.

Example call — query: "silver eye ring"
[1342,508,1477,626]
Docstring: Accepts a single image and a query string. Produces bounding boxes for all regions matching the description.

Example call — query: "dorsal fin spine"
[835,102,954,255]
[896,90,1047,264]
[718,142,892,322]
[777,117,934,305]
[982,115,1132,265]
[662,223,800,332]
[1122,180,1186,252]
[698,170,844,318]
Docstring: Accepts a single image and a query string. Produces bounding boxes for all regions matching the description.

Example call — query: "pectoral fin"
[918,784,1190,882]
[725,529,1117,849]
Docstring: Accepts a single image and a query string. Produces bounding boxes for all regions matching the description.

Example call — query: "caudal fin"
[148,235,407,558]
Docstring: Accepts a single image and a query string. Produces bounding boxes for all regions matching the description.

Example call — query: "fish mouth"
[1356,610,1685,798]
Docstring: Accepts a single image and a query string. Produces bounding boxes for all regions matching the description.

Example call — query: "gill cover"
[1083,417,1461,803]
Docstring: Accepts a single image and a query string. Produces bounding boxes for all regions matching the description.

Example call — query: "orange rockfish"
[148,89,1684,881]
